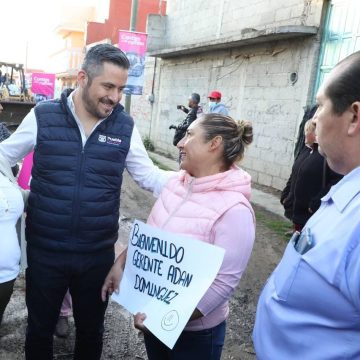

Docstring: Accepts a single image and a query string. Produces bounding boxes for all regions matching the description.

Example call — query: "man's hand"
[101,248,127,302]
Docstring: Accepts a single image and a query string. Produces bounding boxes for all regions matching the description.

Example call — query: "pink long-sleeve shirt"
[186,204,255,330]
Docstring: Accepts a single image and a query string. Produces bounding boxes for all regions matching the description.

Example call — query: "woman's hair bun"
[237,120,253,145]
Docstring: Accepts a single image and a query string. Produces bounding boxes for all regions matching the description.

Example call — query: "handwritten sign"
[112,220,225,349]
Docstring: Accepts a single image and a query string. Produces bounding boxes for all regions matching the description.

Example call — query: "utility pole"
[25,41,28,74]
[124,0,139,114]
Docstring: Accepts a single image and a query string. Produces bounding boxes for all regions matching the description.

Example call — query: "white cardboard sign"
[112,220,225,349]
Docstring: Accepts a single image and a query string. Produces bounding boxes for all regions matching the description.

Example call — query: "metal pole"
[25,41,28,74]
[124,0,139,114]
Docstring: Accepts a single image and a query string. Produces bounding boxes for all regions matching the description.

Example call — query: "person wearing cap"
[208,90,228,115]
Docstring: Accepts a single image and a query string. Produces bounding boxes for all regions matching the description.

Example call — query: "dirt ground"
[0,172,286,360]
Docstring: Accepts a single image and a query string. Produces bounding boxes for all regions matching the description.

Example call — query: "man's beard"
[82,85,115,119]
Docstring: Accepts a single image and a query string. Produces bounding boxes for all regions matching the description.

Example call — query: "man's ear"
[77,70,88,87]
[209,135,223,151]
[348,101,360,136]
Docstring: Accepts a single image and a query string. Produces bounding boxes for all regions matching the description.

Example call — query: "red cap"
[208,90,222,99]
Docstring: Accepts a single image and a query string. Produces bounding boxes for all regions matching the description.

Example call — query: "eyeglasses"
[209,97,217,101]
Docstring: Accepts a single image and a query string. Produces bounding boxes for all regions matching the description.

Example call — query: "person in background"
[280,119,342,231]
[0,106,18,177]
[176,93,203,117]
[0,152,27,327]
[293,104,318,158]
[208,90,228,115]
[0,43,169,360]
[102,113,255,360]
[0,104,11,142]
[281,120,313,222]
[169,93,202,146]
[253,50,360,359]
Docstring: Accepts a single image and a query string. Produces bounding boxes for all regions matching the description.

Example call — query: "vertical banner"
[118,30,148,95]
[31,73,56,102]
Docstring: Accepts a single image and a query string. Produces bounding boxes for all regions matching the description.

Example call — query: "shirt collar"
[65,89,106,143]
[322,166,360,212]
[67,89,78,120]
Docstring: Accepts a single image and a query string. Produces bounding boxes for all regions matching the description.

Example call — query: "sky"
[3,0,60,69]
[2,0,103,70]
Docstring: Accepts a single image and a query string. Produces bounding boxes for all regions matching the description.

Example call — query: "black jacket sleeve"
[308,161,343,212]
[281,174,292,204]
[177,108,198,130]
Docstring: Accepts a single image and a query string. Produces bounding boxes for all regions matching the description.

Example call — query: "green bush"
[143,136,155,151]
[149,156,173,171]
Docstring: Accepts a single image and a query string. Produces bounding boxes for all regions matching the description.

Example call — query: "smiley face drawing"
[161,310,179,331]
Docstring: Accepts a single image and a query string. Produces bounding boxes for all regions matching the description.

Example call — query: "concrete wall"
[130,0,327,189]
[164,0,323,47]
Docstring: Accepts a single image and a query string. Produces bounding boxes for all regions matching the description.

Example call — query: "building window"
[315,0,360,93]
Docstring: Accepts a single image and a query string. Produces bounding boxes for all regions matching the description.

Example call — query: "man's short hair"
[325,51,360,114]
[82,44,130,83]
[191,93,200,104]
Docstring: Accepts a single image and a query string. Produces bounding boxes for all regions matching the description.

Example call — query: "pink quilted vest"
[147,166,255,330]
[148,166,254,238]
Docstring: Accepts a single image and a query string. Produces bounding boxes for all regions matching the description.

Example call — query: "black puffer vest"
[26,89,134,252]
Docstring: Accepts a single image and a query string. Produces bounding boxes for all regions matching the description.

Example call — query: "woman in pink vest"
[102,113,255,360]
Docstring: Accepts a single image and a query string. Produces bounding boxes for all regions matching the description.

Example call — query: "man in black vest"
[0,44,169,360]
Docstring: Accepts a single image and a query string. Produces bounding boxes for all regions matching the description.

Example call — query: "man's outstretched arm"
[125,125,174,197]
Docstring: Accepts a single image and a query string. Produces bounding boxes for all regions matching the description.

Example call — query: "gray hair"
[199,113,253,167]
[82,44,130,84]
[190,93,200,104]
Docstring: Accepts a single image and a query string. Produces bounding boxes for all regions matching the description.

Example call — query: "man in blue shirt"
[208,90,228,115]
[253,51,360,359]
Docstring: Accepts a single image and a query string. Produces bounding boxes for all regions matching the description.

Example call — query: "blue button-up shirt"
[253,166,360,360]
